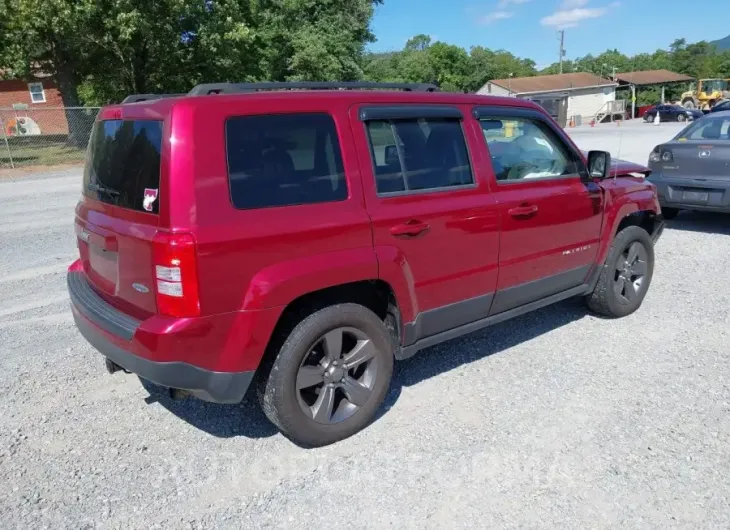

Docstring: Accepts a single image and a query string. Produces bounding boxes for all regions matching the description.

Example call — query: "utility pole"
[558,30,565,74]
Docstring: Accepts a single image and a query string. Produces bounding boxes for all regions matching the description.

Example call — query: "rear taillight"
[649,148,673,163]
[152,232,200,318]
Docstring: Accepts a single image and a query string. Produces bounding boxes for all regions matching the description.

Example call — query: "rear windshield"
[83,119,163,214]
[676,116,730,141]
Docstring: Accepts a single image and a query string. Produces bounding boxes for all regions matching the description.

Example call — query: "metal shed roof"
[488,72,616,95]
[614,69,694,86]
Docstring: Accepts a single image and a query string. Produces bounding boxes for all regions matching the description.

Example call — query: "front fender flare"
[596,188,660,268]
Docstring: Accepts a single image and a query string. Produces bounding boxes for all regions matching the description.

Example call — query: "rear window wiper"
[87,182,120,196]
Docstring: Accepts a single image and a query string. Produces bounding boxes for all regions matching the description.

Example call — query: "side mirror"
[384,145,399,166]
[587,150,612,179]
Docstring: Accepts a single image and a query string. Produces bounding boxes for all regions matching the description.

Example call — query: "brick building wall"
[0,79,69,136]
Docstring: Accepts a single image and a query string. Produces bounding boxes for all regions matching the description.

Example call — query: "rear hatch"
[76,118,163,319]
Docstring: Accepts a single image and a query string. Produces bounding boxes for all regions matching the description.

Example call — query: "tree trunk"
[132,43,149,96]
[55,63,93,149]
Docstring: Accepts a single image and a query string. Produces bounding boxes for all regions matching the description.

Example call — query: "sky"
[369,0,730,68]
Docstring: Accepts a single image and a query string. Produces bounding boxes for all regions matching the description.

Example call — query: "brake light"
[152,232,200,318]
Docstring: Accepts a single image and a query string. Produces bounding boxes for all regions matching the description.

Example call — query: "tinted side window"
[365,118,473,194]
[226,113,347,209]
[479,117,579,182]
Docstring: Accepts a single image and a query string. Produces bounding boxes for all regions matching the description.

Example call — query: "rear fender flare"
[241,247,379,311]
[373,246,419,326]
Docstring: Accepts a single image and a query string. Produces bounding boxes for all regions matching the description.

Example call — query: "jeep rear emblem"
[132,283,150,294]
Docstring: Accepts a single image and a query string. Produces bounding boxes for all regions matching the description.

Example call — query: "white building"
[478,72,619,127]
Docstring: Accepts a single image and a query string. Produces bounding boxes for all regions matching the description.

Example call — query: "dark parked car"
[644,104,704,123]
[647,111,730,218]
[709,99,730,113]
[67,81,664,447]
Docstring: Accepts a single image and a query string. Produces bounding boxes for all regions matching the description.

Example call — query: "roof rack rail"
[121,93,184,104]
[187,81,439,96]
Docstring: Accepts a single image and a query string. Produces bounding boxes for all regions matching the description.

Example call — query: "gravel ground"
[1,125,729,529]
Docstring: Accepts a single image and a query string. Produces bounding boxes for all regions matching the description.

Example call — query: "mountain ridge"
[711,34,730,50]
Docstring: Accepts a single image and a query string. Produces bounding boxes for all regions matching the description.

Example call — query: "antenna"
[614,131,623,180]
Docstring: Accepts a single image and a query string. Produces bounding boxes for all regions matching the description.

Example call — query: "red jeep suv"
[68,82,664,446]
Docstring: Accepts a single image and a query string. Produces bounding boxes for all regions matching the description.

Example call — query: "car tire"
[644,114,652,122]
[585,225,655,319]
[677,113,686,122]
[661,207,680,220]
[258,303,394,447]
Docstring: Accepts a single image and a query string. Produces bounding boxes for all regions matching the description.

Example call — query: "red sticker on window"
[143,188,158,212]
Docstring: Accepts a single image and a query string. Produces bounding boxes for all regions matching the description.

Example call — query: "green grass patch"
[0,136,86,168]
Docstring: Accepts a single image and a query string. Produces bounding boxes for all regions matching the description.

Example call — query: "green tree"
[398,47,436,85]
[260,0,382,82]
[362,51,404,83]
[0,0,382,108]
[404,34,432,52]
[426,42,469,91]
[75,1,260,104]
[0,0,96,144]
[540,60,577,75]
[463,46,498,91]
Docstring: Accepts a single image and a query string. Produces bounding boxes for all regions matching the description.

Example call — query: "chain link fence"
[0,106,101,169]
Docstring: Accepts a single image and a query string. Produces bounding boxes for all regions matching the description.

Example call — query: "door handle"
[390,220,430,237]
[508,205,538,218]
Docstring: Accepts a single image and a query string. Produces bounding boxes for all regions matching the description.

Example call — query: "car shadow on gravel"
[665,211,730,235]
[138,298,587,442]
[139,378,279,439]
[379,297,588,416]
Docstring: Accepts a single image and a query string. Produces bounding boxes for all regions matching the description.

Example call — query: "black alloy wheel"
[296,327,379,424]
[258,303,394,447]
[613,241,649,306]
[585,225,655,318]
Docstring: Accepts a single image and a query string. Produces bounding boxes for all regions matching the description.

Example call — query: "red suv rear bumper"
[67,266,281,404]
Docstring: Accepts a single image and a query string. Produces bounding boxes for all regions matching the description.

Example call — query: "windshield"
[675,116,730,141]
[83,119,163,214]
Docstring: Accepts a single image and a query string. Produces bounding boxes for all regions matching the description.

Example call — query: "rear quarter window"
[83,120,163,214]
[225,113,347,210]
